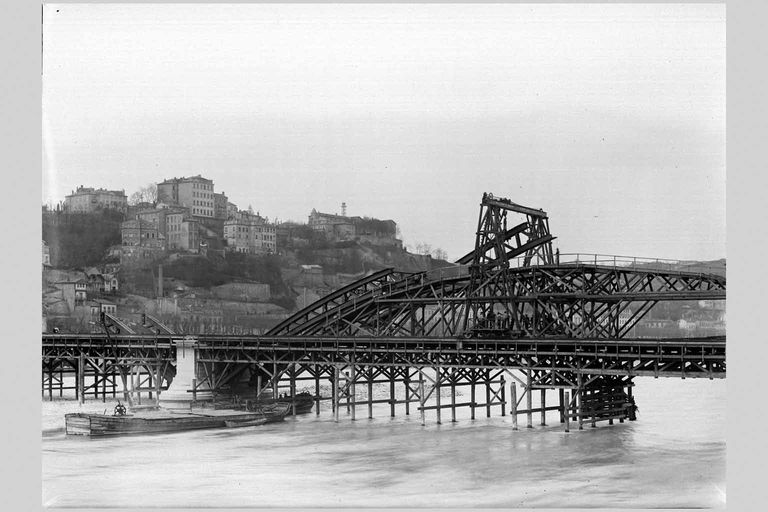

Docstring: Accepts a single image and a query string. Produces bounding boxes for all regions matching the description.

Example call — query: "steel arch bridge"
[42,193,726,430]
[267,193,724,342]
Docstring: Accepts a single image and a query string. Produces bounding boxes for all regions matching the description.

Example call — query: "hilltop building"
[308,209,356,240]
[157,175,217,219]
[120,218,166,264]
[64,186,128,213]
[224,209,277,254]
[308,208,400,246]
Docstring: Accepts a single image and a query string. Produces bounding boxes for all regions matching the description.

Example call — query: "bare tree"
[432,248,448,260]
[415,242,432,256]
[129,183,158,205]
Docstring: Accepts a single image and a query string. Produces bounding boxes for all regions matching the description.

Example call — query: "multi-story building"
[133,206,201,253]
[157,175,215,219]
[166,211,200,252]
[224,211,277,254]
[64,186,128,213]
[308,209,356,240]
[213,192,229,220]
[120,219,165,263]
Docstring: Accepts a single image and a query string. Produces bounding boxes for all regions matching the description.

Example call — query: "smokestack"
[157,264,163,298]
[341,202,347,216]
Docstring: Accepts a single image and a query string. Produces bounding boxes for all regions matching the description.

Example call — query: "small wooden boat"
[65,403,291,437]
[253,392,315,415]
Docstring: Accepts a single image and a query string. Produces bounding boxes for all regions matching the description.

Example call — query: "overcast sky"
[42,3,725,261]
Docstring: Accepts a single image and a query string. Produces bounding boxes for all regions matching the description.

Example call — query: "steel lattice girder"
[266,262,724,338]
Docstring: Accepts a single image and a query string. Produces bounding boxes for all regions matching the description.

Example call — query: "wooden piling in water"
[500,377,506,416]
[272,362,279,402]
[540,388,547,426]
[419,372,426,426]
[559,388,565,423]
[314,365,321,416]
[564,391,571,432]
[485,370,491,418]
[404,372,411,416]
[451,374,457,423]
[577,375,584,430]
[511,382,518,430]
[333,366,340,423]
[290,364,297,416]
[368,366,374,419]
[435,367,442,425]
[526,370,533,428]
[470,373,476,420]
[350,367,356,421]
[101,359,107,403]
[77,354,84,405]
[390,369,396,417]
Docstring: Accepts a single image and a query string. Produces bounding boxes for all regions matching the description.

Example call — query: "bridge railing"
[507,253,725,276]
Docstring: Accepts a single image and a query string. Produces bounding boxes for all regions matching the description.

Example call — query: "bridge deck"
[42,334,725,380]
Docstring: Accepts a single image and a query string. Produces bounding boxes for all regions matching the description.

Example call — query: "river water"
[42,378,725,508]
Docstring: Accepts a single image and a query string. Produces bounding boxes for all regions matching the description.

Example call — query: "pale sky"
[42,3,726,261]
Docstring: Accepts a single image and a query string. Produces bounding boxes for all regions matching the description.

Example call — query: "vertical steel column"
[510,381,518,430]
[540,389,547,426]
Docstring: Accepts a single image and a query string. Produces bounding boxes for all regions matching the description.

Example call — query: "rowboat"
[252,392,315,415]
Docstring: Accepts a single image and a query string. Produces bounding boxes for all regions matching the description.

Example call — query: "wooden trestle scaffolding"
[42,193,726,430]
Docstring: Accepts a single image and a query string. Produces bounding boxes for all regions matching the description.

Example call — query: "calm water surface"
[42,378,726,508]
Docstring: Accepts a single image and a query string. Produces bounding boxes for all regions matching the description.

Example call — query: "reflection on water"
[42,378,725,508]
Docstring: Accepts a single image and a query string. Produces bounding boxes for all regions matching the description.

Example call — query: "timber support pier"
[43,333,723,430]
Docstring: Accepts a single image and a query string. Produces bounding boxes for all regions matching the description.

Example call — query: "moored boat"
[254,392,315,415]
[65,403,291,436]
